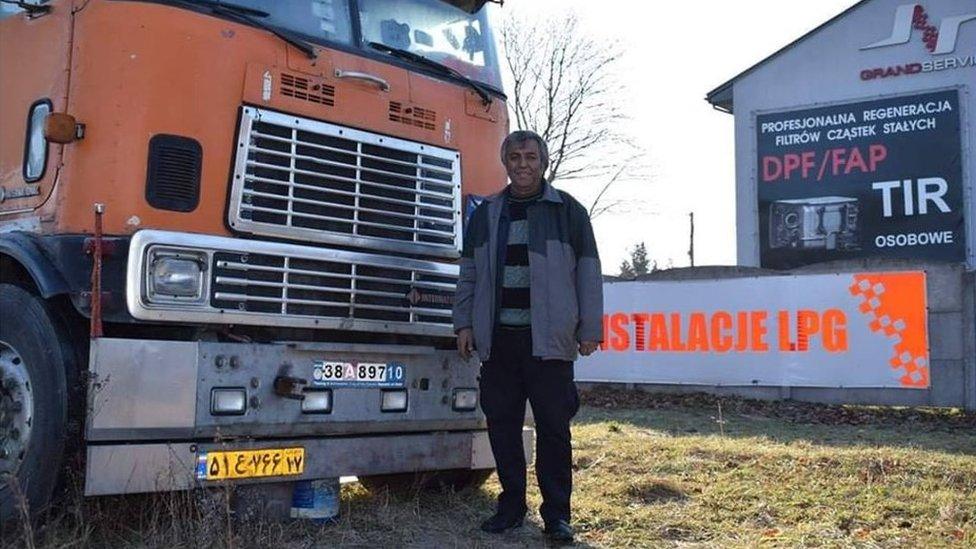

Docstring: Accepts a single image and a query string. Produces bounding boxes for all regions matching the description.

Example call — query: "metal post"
[90,203,105,338]
[964,271,976,411]
[688,211,695,267]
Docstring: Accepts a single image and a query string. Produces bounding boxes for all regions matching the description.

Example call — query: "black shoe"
[480,513,524,533]
[544,520,574,543]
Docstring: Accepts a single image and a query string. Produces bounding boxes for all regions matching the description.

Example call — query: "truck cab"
[0,0,522,520]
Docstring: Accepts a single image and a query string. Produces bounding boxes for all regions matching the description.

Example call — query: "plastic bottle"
[290,477,340,524]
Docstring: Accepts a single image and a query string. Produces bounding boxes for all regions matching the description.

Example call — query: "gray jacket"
[452,181,604,362]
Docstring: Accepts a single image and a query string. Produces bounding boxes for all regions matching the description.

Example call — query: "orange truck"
[0,0,518,520]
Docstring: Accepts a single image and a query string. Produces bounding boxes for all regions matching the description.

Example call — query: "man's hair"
[500,130,550,171]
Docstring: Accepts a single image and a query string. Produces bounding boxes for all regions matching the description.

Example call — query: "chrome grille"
[228,107,462,257]
[126,230,458,337]
[210,252,455,325]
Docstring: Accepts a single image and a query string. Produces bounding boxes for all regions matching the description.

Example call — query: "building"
[706,0,974,271]
[574,0,975,410]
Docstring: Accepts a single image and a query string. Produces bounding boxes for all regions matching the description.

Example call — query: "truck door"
[0,2,73,218]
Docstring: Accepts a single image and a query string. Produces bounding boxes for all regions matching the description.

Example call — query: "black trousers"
[479,327,579,524]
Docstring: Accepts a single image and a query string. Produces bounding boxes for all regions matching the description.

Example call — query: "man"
[453,130,603,543]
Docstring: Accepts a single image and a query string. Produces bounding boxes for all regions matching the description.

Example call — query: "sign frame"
[577,272,930,390]
[750,87,966,269]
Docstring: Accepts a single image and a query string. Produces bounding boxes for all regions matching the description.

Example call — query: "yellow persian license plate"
[196,447,305,480]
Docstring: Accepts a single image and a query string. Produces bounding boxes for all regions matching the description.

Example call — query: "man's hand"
[579,341,599,356]
[457,328,475,360]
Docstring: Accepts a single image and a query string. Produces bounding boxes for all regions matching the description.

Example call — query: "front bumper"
[85,337,534,496]
[87,338,483,441]
[85,428,533,496]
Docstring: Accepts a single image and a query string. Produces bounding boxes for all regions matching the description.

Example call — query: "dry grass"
[5,390,975,548]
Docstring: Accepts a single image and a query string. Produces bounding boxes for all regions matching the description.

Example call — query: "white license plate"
[312,361,405,387]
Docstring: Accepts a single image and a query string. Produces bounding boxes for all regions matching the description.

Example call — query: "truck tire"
[359,468,492,495]
[0,283,72,524]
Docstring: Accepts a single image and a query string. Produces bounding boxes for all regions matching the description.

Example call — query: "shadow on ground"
[577,386,976,455]
[10,477,599,549]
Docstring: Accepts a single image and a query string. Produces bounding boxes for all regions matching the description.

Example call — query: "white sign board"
[577,271,929,389]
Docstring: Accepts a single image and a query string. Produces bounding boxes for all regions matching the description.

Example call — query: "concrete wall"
[584,260,976,410]
[730,0,975,268]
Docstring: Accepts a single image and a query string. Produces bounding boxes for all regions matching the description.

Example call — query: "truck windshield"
[200,1,356,46]
[357,0,502,90]
[200,0,502,91]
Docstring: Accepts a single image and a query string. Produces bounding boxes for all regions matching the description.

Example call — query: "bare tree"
[586,157,642,219]
[501,12,646,217]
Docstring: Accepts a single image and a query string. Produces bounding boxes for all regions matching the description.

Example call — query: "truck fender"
[0,231,71,298]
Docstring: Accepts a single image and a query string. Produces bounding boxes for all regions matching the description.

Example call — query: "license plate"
[196,447,305,481]
[311,360,405,388]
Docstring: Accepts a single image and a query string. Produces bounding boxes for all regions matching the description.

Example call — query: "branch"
[501,7,644,191]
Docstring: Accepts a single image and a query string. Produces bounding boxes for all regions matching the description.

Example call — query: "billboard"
[756,90,963,269]
[577,272,929,389]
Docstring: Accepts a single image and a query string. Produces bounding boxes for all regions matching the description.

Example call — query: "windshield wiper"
[185,0,269,18]
[169,1,317,59]
[367,42,492,105]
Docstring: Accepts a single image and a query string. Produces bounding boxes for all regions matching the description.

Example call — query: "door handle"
[334,69,390,92]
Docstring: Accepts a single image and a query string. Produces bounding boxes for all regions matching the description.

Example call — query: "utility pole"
[688,211,695,267]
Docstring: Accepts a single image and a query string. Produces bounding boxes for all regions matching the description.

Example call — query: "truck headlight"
[146,248,206,304]
[452,388,478,411]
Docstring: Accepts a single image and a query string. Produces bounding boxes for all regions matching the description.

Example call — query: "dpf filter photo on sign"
[769,196,860,251]
[756,90,963,269]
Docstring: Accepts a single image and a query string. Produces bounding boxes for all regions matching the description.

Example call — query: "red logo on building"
[862,3,976,55]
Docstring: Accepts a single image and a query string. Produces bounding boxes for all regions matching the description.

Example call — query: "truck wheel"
[359,468,492,495]
[0,284,72,524]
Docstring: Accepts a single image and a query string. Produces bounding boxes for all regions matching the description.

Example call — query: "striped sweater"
[498,190,539,327]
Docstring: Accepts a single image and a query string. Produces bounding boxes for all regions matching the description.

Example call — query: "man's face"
[504,139,544,196]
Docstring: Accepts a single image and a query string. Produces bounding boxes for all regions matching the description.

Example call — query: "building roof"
[705,0,870,114]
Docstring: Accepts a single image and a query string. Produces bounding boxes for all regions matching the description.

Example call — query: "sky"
[495,0,860,274]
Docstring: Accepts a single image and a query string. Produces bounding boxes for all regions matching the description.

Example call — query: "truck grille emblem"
[262,70,273,102]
